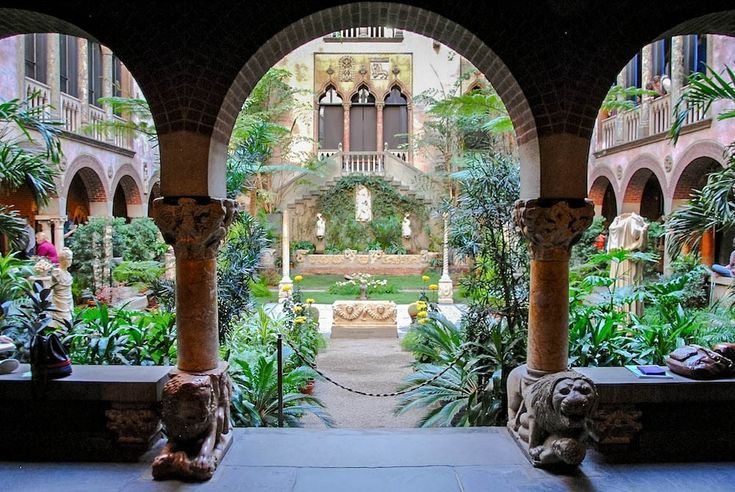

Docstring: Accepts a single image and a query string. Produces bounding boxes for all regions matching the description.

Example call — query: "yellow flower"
[429,284,439,291]
[418,318,428,325]
[416,301,427,310]
[306,298,315,304]
[294,316,306,324]
[294,275,304,283]
[281,284,292,292]
[417,310,428,318]
[293,305,303,313]
[422,275,430,283]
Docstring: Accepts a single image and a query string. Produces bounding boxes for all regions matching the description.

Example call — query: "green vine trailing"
[316,175,428,252]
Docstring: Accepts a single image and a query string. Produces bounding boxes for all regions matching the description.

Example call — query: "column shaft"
[376,102,384,151]
[46,33,60,119]
[78,39,89,124]
[342,103,350,153]
[176,257,219,371]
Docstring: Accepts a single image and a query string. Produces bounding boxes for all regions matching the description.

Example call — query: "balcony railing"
[328,27,403,40]
[60,93,81,133]
[650,95,671,135]
[88,106,107,142]
[342,152,384,175]
[595,91,708,153]
[24,77,50,113]
[387,149,409,162]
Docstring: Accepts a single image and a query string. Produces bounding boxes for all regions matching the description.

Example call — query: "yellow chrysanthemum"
[429,284,439,291]
[294,316,306,324]
[294,275,304,282]
[417,310,428,318]
[281,284,292,292]
[416,301,427,310]
[422,275,430,282]
[306,298,316,304]
[418,318,428,325]
[293,305,303,313]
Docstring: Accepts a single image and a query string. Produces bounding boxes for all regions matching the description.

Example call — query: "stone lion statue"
[152,372,232,481]
[508,367,597,466]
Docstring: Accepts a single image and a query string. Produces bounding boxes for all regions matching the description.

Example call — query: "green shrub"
[327,275,397,296]
[112,260,164,287]
[291,240,315,253]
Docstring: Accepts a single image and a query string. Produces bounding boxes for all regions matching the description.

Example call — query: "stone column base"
[438,277,454,304]
[152,362,233,481]
[506,364,598,467]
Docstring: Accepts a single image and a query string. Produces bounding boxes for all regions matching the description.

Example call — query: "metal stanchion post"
[277,333,284,428]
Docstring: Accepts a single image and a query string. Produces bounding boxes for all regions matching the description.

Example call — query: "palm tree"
[0,94,62,248]
[666,66,735,256]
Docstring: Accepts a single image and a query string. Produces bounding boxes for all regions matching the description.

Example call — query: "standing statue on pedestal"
[51,247,74,327]
[402,213,412,238]
[316,213,326,239]
[355,185,372,222]
[607,213,649,315]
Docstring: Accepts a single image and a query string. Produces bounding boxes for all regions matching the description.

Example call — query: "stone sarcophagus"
[331,300,398,339]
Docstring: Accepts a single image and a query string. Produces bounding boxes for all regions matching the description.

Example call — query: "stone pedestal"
[315,238,325,254]
[331,300,398,338]
[508,199,596,467]
[438,214,453,304]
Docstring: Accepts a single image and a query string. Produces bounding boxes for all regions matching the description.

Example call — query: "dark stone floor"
[2,427,734,491]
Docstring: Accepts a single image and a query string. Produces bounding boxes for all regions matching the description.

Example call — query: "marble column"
[77,38,89,124]
[46,33,61,119]
[670,36,685,107]
[701,228,715,267]
[278,208,293,299]
[342,102,350,153]
[506,198,597,468]
[51,217,66,250]
[614,72,625,145]
[438,213,454,304]
[640,44,652,137]
[376,101,384,153]
[101,45,114,143]
[152,197,236,372]
[514,199,594,374]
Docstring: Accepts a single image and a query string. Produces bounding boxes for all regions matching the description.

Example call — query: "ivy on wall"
[316,175,428,252]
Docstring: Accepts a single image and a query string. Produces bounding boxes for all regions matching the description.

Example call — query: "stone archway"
[110,168,144,221]
[64,160,108,223]
[623,168,665,222]
[588,175,618,227]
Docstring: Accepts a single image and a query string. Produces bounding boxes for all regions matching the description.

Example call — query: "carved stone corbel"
[152,363,232,481]
[513,199,595,261]
[507,365,598,467]
[105,403,162,449]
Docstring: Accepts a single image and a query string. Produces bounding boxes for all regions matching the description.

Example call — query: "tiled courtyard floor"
[3,427,735,491]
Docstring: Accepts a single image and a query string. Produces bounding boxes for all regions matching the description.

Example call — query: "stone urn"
[407,302,419,321]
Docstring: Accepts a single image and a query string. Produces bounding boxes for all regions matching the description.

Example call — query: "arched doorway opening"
[111,174,143,222]
[65,166,107,224]
[349,85,377,152]
[588,176,618,227]
[148,181,161,218]
[672,156,727,265]
[623,168,664,222]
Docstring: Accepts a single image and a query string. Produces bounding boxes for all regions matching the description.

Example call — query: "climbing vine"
[317,175,428,252]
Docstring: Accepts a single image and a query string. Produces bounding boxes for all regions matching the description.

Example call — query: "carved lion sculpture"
[525,371,598,466]
[152,372,232,481]
[508,368,597,466]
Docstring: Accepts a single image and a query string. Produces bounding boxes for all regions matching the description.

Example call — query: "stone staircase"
[279,151,438,211]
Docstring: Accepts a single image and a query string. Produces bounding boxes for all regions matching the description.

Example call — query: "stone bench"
[0,364,171,461]
[576,366,735,461]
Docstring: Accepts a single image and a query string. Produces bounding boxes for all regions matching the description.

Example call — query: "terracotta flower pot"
[300,380,316,395]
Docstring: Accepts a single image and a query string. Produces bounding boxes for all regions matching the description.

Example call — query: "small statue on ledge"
[402,213,412,239]
[152,370,232,481]
[51,247,74,327]
[316,213,326,240]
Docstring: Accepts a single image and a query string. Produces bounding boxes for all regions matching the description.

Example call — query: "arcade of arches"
[2,0,735,482]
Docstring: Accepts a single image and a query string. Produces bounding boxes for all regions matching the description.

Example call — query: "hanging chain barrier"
[277,331,471,398]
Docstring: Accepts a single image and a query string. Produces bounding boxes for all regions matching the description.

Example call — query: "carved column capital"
[152,197,237,260]
[375,101,385,110]
[514,199,594,261]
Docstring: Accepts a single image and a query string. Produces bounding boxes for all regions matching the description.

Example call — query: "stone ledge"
[0,364,171,402]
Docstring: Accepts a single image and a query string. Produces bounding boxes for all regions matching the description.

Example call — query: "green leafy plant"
[112,260,164,287]
[228,351,333,428]
[0,253,32,307]
[1,283,57,361]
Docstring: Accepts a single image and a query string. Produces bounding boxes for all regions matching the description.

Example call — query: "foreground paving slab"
[3,428,735,491]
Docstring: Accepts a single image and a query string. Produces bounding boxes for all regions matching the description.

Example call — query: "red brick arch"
[589,175,617,210]
[670,140,725,199]
[64,155,108,202]
[111,165,144,206]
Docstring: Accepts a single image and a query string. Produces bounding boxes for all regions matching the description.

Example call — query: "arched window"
[383,86,408,149]
[350,86,376,151]
[318,86,343,150]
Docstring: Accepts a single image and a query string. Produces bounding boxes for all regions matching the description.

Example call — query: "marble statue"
[0,335,19,374]
[607,213,649,315]
[355,185,372,222]
[402,213,412,238]
[51,247,74,327]
[316,213,326,239]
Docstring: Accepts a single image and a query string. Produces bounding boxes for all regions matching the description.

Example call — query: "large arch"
[63,155,109,222]
[588,175,618,227]
[622,168,665,222]
[110,165,145,221]
[669,140,726,199]
[620,153,669,213]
